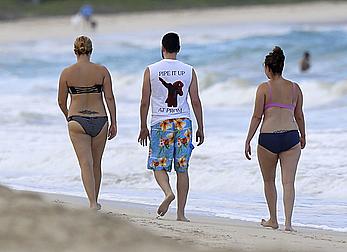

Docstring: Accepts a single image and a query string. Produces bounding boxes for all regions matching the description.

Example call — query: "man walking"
[138,32,204,222]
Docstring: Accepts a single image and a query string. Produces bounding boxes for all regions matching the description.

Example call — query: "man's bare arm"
[138,67,151,146]
[189,69,204,146]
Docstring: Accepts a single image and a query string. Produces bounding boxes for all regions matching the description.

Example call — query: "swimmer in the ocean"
[300,51,311,72]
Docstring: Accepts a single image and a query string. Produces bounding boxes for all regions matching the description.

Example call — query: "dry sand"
[1,187,345,252]
[0,185,209,252]
[1,1,347,44]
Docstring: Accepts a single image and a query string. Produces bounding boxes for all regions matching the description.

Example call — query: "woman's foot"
[177,215,190,222]
[285,225,296,232]
[157,194,175,217]
[90,201,98,210]
[261,219,279,229]
[97,203,102,211]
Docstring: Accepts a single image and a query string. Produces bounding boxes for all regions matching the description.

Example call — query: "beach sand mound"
[0,185,208,252]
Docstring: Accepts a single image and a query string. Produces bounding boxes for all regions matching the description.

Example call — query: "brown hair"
[264,46,285,75]
[74,36,93,55]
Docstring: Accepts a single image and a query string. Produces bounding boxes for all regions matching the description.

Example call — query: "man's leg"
[176,171,189,221]
[174,118,193,222]
[154,170,175,216]
[149,120,176,217]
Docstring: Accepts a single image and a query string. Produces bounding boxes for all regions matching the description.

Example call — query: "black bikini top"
[68,84,103,94]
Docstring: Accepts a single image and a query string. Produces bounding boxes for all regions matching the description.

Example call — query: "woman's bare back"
[261,79,299,133]
[64,62,107,117]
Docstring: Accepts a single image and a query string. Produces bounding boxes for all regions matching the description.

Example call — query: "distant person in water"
[245,46,306,231]
[58,36,117,209]
[80,4,97,30]
[138,32,204,222]
[300,51,311,72]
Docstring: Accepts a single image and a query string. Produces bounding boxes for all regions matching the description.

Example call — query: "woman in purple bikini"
[245,46,306,231]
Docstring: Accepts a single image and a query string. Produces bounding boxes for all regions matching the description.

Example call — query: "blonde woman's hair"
[74,36,93,55]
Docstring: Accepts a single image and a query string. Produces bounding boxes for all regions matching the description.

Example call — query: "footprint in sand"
[53,200,65,204]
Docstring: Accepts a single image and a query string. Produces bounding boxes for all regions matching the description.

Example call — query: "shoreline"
[2,183,347,251]
[1,1,347,44]
[33,190,347,251]
[33,188,347,234]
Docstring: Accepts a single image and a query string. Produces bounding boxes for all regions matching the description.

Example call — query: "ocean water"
[0,22,347,232]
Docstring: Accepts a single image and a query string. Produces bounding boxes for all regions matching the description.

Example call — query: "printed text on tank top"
[148,59,192,126]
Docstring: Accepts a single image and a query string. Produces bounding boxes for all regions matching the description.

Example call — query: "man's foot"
[97,203,102,211]
[285,225,296,232]
[261,219,279,229]
[157,194,175,217]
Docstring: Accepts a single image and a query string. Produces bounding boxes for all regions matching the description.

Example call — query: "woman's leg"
[257,145,279,229]
[68,121,97,209]
[279,143,301,231]
[91,122,108,207]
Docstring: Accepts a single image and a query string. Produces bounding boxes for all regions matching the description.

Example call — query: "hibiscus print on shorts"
[147,118,194,173]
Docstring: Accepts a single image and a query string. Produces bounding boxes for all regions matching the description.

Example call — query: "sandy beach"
[1,1,347,252]
[1,1,347,44]
[0,186,345,252]
[44,192,347,252]
[0,185,205,252]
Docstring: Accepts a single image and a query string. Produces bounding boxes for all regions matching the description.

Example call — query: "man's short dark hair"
[162,32,180,53]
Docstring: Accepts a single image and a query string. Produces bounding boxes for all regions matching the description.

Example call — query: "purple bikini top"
[264,82,296,111]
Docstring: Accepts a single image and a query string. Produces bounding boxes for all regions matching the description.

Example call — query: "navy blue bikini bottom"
[258,130,300,154]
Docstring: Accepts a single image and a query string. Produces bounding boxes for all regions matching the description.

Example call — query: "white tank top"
[148,59,193,126]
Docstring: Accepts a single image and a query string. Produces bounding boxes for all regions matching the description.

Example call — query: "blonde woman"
[58,36,117,209]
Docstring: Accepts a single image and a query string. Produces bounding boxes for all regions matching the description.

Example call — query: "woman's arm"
[102,66,117,140]
[57,69,69,119]
[189,69,204,146]
[245,84,265,160]
[294,84,306,149]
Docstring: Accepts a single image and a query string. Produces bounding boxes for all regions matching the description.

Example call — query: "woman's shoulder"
[286,79,302,92]
[283,78,300,87]
[60,64,76,76]
[293,81,301,90]
[91,63,110,74]
[258,81,269,87]
[257,82,269,93]
[283,79,302,97]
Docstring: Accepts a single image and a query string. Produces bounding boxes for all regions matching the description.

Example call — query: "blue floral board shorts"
[148,118,194,173]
